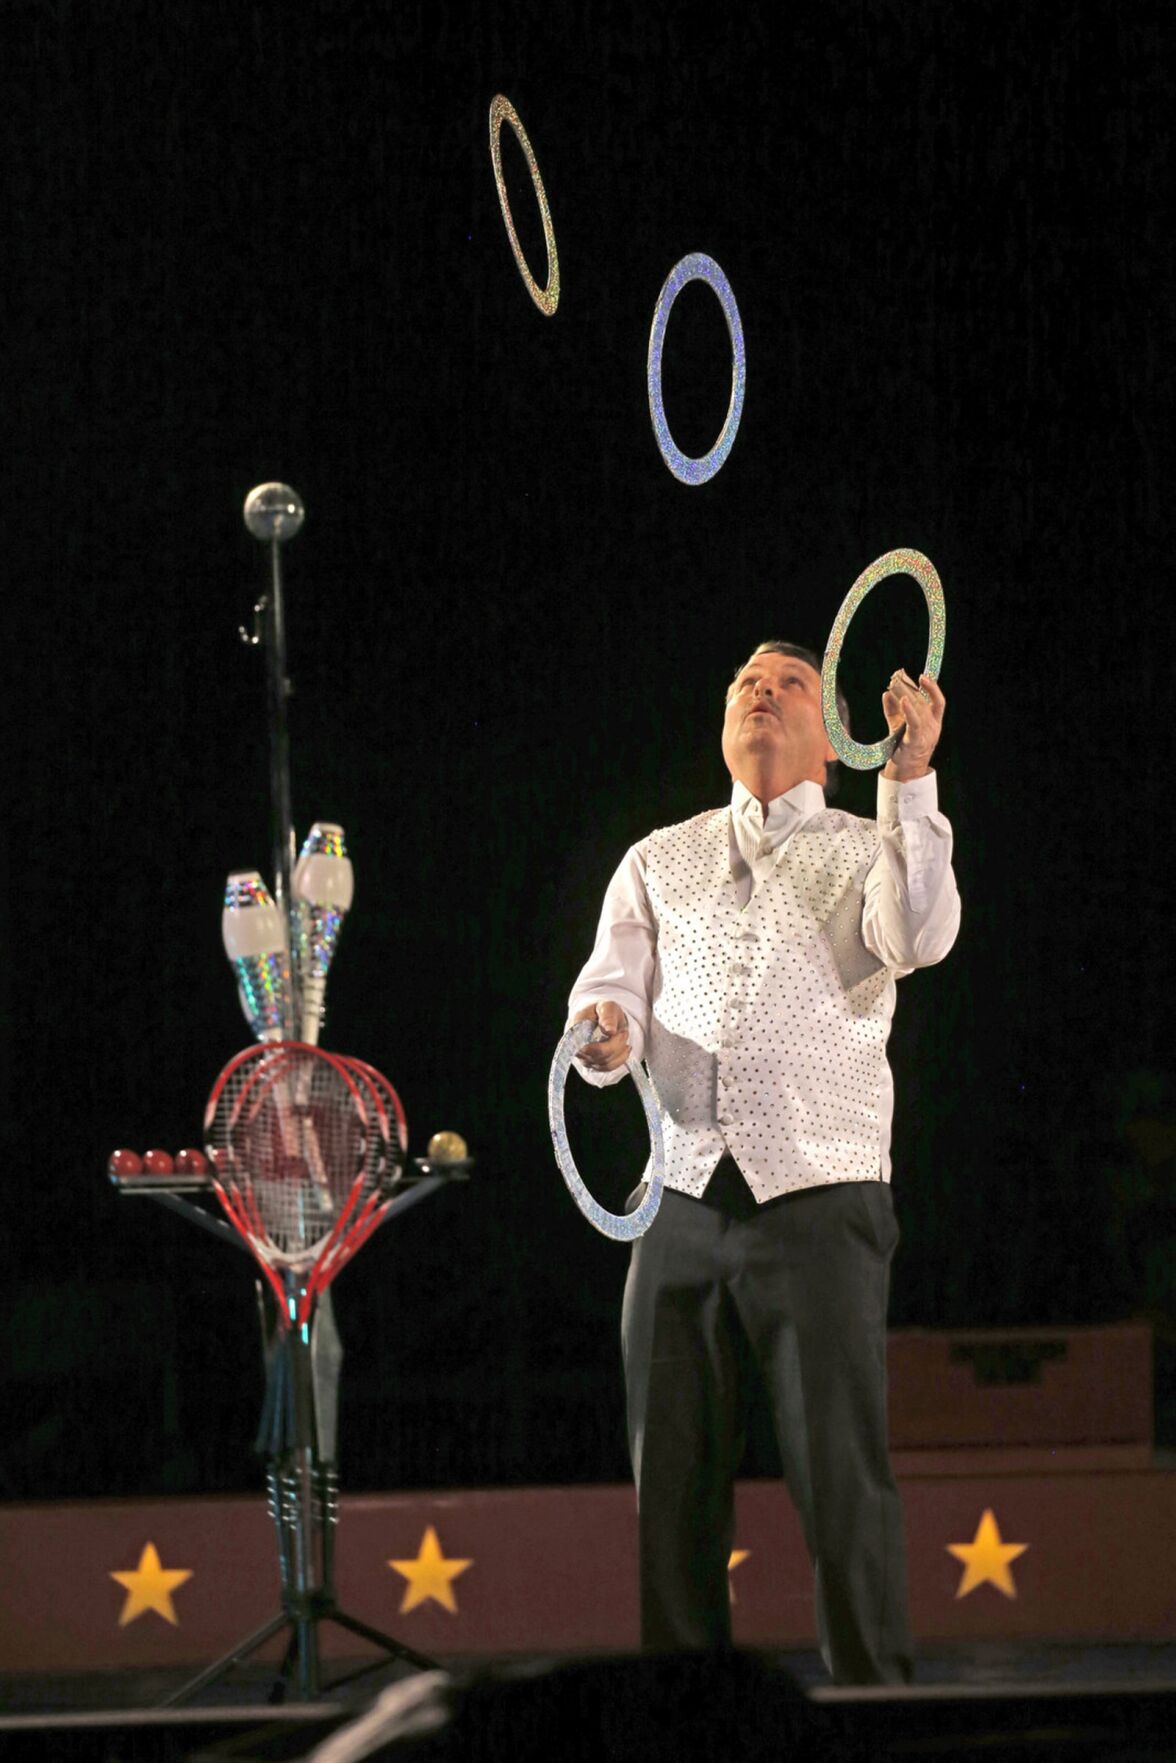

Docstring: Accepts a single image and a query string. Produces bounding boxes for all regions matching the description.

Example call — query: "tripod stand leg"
[328,1607,439,1672]
[159,1609,291,1707]
[267,1627,299,1704]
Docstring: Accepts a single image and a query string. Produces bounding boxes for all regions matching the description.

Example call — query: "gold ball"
[427,1130,468,1164]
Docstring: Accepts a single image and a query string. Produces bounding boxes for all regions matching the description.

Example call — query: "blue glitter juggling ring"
[547,1020,666,1242]
[821,547,947,771]
[647,253,746,486]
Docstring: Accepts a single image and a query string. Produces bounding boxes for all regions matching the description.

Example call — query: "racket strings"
[204,1044,407,1292]
[209,1050,370,1264]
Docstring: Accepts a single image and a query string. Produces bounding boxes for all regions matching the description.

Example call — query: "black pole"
[243,482,306,1040]
[265,537,299,1038]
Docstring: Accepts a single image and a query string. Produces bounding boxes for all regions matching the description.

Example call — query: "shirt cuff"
[877,768,939,825]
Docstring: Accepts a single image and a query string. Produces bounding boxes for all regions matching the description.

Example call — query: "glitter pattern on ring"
[548,1020,665,1242]
[647,253,746,485]
[821,548,947,770]
[488,94,560,316]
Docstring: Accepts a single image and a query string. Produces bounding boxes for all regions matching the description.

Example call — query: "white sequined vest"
[643,806,895,1201]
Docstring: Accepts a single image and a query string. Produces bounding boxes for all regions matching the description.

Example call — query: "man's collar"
[731,777,826,826]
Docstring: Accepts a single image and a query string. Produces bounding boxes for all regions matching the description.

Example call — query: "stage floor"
[4,1641,1176,1715]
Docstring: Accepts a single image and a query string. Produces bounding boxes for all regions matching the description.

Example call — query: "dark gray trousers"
[621,1157,913,1685]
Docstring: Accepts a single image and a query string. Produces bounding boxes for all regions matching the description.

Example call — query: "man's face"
[721,650,837,793]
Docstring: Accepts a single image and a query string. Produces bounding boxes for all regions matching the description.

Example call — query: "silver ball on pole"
[243,483,306,544]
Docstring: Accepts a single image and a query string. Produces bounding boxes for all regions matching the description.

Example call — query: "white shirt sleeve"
[862,771,961,970]
[566,840,656,1086]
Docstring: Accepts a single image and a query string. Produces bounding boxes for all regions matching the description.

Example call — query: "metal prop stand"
[115,1156,468,1703]
[111,487,473,1701]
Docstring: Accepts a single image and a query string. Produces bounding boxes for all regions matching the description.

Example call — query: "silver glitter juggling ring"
[821,548,947,770]
[489,94,560,316]
[647,253,746,485]
[547,1020,665,1241]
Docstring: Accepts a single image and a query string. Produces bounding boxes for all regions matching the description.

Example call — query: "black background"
[4,0,1173,1502]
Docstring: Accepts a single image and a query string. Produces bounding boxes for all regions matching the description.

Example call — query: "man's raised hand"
[881,671,945,781]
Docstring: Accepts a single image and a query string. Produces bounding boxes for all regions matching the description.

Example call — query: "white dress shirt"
[568,772,960,1199]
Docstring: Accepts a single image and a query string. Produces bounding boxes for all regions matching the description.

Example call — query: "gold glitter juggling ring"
[821,548,946,770]
[488,94,560,316]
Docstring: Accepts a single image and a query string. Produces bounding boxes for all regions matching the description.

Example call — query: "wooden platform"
[1,1452,1173,1673]
[3,1322,1166,1675]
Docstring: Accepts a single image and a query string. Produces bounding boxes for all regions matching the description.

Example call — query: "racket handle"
[211,1179,290,1324]
[298,1173,368,1322]
[301,1195,380,1322]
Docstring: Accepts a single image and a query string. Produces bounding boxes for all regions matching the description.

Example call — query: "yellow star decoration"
[388,1525,473,1615]
[947,1509,1028,1600]
[110,1542,193,1627]
[728,1548,751,1605]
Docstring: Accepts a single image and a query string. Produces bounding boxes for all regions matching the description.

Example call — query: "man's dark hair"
[728,640,851,797]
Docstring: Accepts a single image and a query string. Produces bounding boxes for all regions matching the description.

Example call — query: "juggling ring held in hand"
[821,547,947,771]
[548,1020,665,1241]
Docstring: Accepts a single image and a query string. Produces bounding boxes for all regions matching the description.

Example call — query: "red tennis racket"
[204,1043,408,1326]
